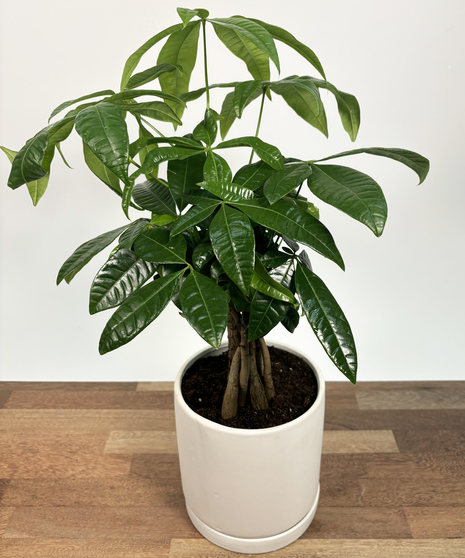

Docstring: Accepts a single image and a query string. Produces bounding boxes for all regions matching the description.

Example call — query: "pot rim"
[174,340,325,435]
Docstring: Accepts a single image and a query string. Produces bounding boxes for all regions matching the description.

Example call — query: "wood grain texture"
[0,379,464,557]
[322,430,399,453]
[169,538,465,557]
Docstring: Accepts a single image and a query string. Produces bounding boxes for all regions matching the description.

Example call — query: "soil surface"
[181,345,319,429]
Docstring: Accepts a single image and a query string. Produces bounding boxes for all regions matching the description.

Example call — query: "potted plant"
[1,7,429,554]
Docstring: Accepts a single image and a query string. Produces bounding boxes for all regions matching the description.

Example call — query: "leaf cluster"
[1,8,430,383]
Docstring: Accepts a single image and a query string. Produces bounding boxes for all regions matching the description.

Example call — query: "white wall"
[1,0,464,382]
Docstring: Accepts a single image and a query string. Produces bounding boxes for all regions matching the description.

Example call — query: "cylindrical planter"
[174,342,325,554]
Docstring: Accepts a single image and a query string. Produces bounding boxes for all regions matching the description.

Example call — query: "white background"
[0,0,464,382]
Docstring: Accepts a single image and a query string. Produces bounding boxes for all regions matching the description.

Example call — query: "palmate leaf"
[270,76,327,137]
[295,263,357,383]
[233,80,263,118]
[230,198,345,269]
[133,227,187,264]
[250,256,295,304]
[203,151,232,182]
[233,159,275,190]
[209,205,255,295]
[210,17,280,74]
[215,136,284,170]
[57,224,129,285]
[132,179,178,216]
[193,108,219,145]
[199,180,255,202]
[83,142,122,196]
[171,199,220,237]
[263,162,313,204]
[249,18,326,79]
[119,218,150,249]
[168,149,207,210]
[315,147,430,184]
[120,23,183,91]
[75,102,129,184]
[179,270,229,349]
[89,248,158,314]
[99,269,185,354]
[308,164,388,237]
[157,21,201,121]
[133,146,205,181]
[192,241,215,271]
[125,63,182,90]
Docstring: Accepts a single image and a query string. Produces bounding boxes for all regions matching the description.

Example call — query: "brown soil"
[181,345,319,429]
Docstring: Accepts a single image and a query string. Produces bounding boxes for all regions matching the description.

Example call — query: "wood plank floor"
[1,380,464,557]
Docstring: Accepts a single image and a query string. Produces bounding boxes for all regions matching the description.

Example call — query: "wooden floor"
[1,379,465,557]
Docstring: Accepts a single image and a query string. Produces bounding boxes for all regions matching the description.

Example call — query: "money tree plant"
[2,8,429,420]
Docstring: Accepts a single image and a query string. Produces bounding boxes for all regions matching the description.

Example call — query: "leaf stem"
[202,20,210,109]
[249,88,267,164]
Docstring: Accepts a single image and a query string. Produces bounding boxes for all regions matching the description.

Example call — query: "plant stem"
[202,20,210,109]
[249,88,267,164]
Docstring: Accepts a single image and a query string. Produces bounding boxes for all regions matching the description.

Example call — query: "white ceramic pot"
[174,341,325,554]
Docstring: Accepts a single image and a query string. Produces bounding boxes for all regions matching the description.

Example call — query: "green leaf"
[57,224,129,285]
[179,270,229,349]
[270,76,327,137]
[99,269,185,354]
[157,21,201,121]
[177,7,209,26]
[180,81,238,103]
[251,256,295,303]
[210,17,280,73]
[120,24,183,91]
[203,151,232,182]
[171,199,220,237]
[133,227,187,264]
[48,90,114,121]
[295,263,357,382]
[219,91,237,139]
[168,149,207,210]
[133,147,205,180]
[83,142,122,196]
[233,160,274,190]
[216,136,283,169]
[126,63,182,90]
[1,146,17,163]
[230,198,344,269]
[42,117,75,171]
[315,147,430,185]
[209,205,255,295]
[199,180,255,202]
[233,80,262,118]
[249,18,326,79]
[7,127,50,188]
[26,174,50,206]
[263,162,313,204]
[124,102,182,125]
[281,305,300,333]
[108,89,186,106]
[118,218,150,249]
[313,79,360,141]
[260,248,292,269]
[132,179,177,216]
[308,164,387,237]
[193,108,218,145]
[89,248,158,314]
[192,241,215,271]
[75,102,129,184]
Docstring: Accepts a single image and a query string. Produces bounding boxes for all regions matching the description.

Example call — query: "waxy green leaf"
[251,256,295,303]
[171,199,220,237]
[193,108,218,145]
[233,80,263,118]
[231,198,344,269]
[168,149,207,210]
[89,248,158,314]
[99,269,185,354]
[49,90,114,122]
[126,63,182,90]
[295,263,357,382]
[75,103,129,184]
[118,218,150,249]
[316,147,430,184]
[132,179,178,216]
[83,142,122,195]
[108,89,186,106]
[179,270,229,349]
[249,18,326,79]
[57,224,129,285]
[120,24,183,91]
[210,17,280,73]
[233,160,274,190]
[203,152,232,183]
[263,162,313,204]
[124,102,182,125]
[177,7,209,27]
[134,147,205,180]
[308,164,388,236]
[216,136,283,170]
[199,181,255,202]
[192,241,215,271]
[219,91,237,140]
[209,205,255,295]
[157,21,201,121]
[134,227,187,264]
